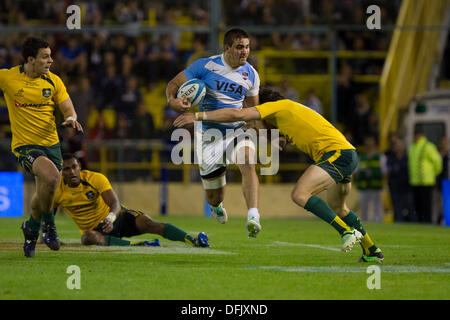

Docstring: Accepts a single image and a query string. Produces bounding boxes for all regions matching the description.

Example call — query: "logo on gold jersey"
[85,191,95,199]
[42,88,52,98]
[14,89,24,97]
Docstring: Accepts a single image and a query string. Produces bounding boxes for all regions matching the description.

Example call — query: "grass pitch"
[0,214,449,300]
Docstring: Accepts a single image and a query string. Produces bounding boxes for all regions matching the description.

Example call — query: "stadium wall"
[23,182,359,218]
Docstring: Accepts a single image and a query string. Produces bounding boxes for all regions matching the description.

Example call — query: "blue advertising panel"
[443,179,450,227]
[0,172,24,217]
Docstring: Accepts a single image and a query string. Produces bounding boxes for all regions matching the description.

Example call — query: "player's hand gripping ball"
[176,79,206,107]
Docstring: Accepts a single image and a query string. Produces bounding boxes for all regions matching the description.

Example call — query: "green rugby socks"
[162,223,188,243]
[304,195,351,235]
[41,210,55,225]
[27,215,41,234]
[342,210,378,255]
[105,235,132,246]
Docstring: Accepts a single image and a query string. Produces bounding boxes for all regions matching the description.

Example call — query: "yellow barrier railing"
[379,0,449,150]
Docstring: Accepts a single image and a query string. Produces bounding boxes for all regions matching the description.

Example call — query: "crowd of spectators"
[0,0,401,145]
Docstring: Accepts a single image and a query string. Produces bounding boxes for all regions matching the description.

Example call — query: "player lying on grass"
[174,87,383,262]
[51,153,209,248]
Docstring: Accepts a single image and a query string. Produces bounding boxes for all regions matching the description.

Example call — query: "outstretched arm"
[173,107,261,127]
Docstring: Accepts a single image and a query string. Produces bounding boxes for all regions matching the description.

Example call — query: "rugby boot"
[21,221,39,258]
[246,216,262,238]
[211,203,228,224]
[341,229,362,252]
[359,248,384,263]
[185,232,209,247]
[41,222,60,251]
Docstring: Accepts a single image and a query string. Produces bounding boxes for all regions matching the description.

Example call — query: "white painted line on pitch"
[247,265,450,274]
[58,246,234,255]
[272,241,341,252]
[0,238,234,255]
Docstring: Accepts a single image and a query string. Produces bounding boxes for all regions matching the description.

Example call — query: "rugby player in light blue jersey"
[166,28,262,238]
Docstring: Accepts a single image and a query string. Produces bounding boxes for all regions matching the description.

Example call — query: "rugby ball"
[176,79,206,107]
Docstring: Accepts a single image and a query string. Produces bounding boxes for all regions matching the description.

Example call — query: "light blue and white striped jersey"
[184,54,260,133]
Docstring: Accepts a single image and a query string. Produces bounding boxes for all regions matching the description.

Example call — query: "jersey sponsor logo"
[24,81,40,87]
[214,81,243,95]
[42,88,52,98]
[14,100,51,108]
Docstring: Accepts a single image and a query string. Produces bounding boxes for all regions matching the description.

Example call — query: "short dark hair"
[259,86,285,104]
[223,28,249,48]
[22,37,50,63]
[62,153,79,162]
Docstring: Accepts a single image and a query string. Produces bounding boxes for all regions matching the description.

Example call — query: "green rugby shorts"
[315,149,359,184]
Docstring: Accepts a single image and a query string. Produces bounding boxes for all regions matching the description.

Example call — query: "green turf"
[0,214,449,300]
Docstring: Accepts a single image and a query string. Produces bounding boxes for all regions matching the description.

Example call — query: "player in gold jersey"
[53,153,209,248]
[174,87,383,263]
[0,37,83,257]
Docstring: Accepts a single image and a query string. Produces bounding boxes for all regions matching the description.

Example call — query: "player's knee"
[235,147,256,166]
[81,231,103,245]
[291,188,310,207]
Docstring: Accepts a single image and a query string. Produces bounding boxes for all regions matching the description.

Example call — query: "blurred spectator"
[354,135,384,222]
[114,0,144,25]
[153,34,178,82]
[121,54,134,78]
[351,92,378,146]
[315,0,343,25]
[304,89,323,115]
[184,35,209,67]
[131,102,156,139]
[85,32,108,79]
[115,112,131,140]
[337,64,357,128]
[408,126,443,223]
[69,76,93,129]
[383,133,415,222]
[56,37,87,77]
[132,36,157,85]
[115,75,142,120]
[0,48,11,69]
[239,0,264,25]
[111,35,131,69]
[292,33,321,51]
[98,64,123,109]
[279,78,299,102]
[88,112,114,141]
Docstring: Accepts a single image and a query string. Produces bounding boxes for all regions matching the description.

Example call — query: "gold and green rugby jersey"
[256,99,355,162]
[0,65,69,152]
[53,170,112,232]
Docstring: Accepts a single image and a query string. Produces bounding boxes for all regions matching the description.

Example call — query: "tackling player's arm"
[100,188,121,233]
[243,95,266,130]
[166,71,191,113]
[174,107,261,127]
[58,97,84,132]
